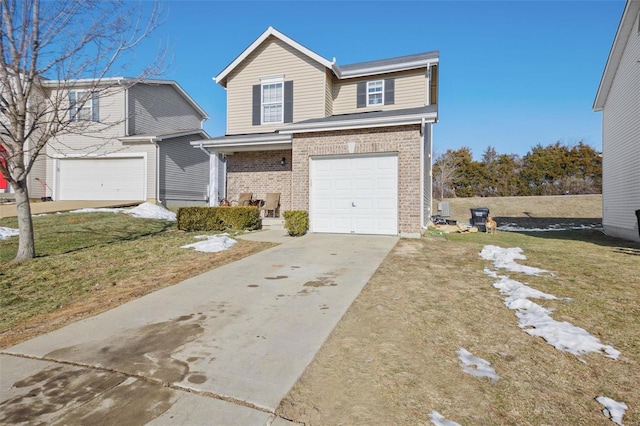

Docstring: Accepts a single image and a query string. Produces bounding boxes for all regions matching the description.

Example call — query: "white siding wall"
[602,10,640,242]
[332,69,428,115]
[225,36,327,134]
[44,88,157,202]
[128,84,203,135]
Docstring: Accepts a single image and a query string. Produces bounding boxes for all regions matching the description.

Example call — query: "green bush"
[177,206,260,232]
[283,210,309,237]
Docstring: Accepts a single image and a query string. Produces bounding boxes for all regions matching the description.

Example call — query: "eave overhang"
[193,132,292,154]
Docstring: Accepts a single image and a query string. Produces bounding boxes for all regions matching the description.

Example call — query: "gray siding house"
[593,0,640,242]
[39,78,211,208]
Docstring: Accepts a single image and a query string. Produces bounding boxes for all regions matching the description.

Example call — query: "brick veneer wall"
[291,125,422,234]
[226,149,292,212]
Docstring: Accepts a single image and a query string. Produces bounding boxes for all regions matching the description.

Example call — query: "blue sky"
[136,0,624,159]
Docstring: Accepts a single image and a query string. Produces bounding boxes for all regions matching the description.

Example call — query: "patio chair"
[261,193,280,217]
[232,192,253,206]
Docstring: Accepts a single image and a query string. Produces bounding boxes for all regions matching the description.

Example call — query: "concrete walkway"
[0,233,398,425]
[0,200,140,219]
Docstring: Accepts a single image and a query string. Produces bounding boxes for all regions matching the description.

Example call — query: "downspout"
[420,117,426,232]
[153,137,159,204]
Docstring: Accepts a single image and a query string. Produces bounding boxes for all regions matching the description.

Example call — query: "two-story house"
[34,78,211,208]
[593,0,640,242]
[198,27,438,236]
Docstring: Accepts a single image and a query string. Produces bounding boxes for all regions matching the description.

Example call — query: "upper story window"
[252,78,293,126]
[69,90,99,122]
[357,78,394,108]
[367,80,384,105]
[261,80,283,124]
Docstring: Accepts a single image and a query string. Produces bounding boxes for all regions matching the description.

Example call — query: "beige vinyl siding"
[601,11,640,242]
[332,69,427,115]
[128,84,203,135]
[226,36,327,134]
[325,70,333,116]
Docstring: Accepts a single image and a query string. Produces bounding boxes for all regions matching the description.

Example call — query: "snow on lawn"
[0,227,20,240]
[498,223,602,232]
[596,396,628,426]
[71,202,176,221]
[429,411,461,426]
[457,348,500,382]
[481,245,620,361]
[180,234,237,253]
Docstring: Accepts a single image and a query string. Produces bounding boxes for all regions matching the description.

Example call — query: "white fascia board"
[215,26,334,86]
[280,113,437,134]
[336,58,439,80]
[121,130,209,143]
[593,1,639,111]
[193,133,292,151]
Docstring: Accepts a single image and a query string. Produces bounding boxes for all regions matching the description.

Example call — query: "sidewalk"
[0,232,398,425]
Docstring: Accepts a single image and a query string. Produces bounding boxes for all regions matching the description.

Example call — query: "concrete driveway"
[0,232,398,425]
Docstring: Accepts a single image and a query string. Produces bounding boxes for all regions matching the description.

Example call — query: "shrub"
[177,206,260,232]
[283,210,309,237]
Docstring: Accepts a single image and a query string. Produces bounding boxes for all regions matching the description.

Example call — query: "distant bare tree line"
[433,141,602,199]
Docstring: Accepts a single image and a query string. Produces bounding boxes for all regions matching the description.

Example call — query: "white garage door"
[58,157,145,201]
[310,154,398,235]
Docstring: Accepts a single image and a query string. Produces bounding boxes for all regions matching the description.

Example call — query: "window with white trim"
[262,80,283,124]
[367,80,384,106]
[69,90,98,122]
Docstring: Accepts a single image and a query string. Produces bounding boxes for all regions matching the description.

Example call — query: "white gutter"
[280,112,437,134]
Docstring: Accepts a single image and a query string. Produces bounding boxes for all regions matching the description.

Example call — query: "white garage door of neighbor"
[310,154,398,235]
[58,157,145,201]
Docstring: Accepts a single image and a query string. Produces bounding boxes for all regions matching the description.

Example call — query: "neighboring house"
[593,0,640,242]
[197,27,438,236]
[34,78,211,208]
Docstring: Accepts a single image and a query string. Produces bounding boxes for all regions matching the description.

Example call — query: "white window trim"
[366,80,384,106]
[260,77,284,124]
[70,90,95,122]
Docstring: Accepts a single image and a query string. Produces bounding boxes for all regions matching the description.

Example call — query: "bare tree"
[432,150,460,199]
[0,0,165,261]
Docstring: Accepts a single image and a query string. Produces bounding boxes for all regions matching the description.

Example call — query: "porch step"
[262,217,285,230]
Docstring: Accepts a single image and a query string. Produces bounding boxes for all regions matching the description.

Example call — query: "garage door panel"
[310,154,398,235]
[58,157,145,201]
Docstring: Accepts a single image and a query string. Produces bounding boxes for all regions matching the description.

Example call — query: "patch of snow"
[457,348,500,382]
[498,224,602,232]
[482,245,620,361]
[71,207,124,214]
[596,396,627,425]
[181,234,237,253]
[0,227,20,240]
[429,411,461,426]
[125,202,176,221]
[70,202,176,221]
[480,245,549,276]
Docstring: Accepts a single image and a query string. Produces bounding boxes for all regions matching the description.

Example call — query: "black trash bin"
[470,208,490,232]
[635,210,640,238]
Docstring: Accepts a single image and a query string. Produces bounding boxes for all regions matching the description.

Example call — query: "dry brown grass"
[278,228,640,425]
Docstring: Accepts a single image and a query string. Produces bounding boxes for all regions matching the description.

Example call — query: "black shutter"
[356,82,366,108]
[384,78,395,105]
[252,84,261,125]
[283,80,293,123]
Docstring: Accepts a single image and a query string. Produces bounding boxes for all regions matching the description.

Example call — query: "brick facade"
[226,149,292,212]
[291,125,422,234]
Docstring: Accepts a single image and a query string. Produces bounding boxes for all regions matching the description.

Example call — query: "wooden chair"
[232,192,252,206]
[261,193,280,217]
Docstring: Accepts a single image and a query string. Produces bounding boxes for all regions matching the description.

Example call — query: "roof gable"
[215,26,334,87]
[594,0,640,111]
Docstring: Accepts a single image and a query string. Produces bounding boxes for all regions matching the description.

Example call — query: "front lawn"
[0,211,274,348]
